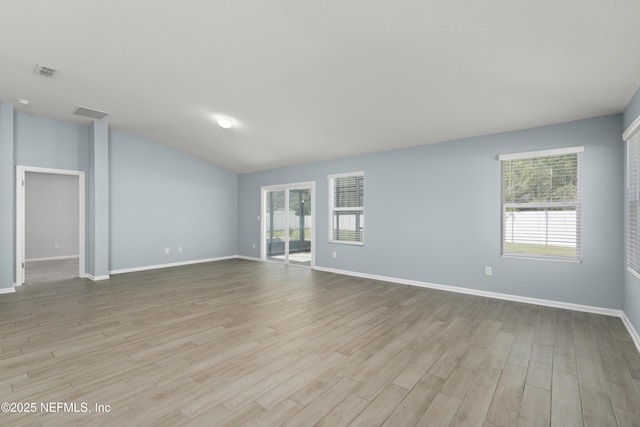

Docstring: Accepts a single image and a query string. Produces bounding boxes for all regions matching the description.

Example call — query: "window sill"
[501,254,582,263]
[627,266,640,281]
[329,240,364,246]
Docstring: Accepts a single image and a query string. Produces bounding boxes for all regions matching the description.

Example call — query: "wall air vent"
[33,64,57,78]
[73,106,109,120]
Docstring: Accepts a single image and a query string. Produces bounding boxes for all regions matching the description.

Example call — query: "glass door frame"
[260,181,315,267]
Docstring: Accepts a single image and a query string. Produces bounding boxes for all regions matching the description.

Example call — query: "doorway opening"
[261,182,315,267]
[16,166,85,287]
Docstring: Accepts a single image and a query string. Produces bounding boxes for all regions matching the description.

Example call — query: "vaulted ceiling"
[1,1,639,173]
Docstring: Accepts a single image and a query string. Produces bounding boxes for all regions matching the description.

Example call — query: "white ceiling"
[1,1,639,173]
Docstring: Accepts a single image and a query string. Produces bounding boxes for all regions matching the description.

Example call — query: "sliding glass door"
[265,189,286,263]
[287,188,312,266]
[263,182,314,267]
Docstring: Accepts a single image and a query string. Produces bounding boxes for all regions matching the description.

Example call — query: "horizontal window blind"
[628,132,640,275]
[500,148,582,261]
[329,173,364,244]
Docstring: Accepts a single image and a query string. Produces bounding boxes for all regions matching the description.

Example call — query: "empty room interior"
[2,1,640,426]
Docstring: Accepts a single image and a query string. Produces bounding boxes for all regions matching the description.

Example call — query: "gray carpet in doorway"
[25,258,79,284]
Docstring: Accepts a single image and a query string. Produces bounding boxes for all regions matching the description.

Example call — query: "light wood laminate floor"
[1,259,640,426]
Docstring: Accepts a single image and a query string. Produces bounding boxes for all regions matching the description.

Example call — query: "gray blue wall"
[109,131,238,271]
[15,113,90,172]
[14,113,91,281]
[1,103,635,332]
[0,109,237,290]
[624,86,640,336]
[239,115,624,309]
[0,103,14,292]
[88,121,109,278]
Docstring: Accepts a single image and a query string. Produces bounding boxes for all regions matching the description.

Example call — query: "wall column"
[0,103,15,292]
[88,121,109,279]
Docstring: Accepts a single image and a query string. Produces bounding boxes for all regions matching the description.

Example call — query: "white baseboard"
[109,255,237,275]
[86,274,110,281]
[313,266,623,318]
[621,312,640,354]
[0,287,16,294]
[26,255,79,262]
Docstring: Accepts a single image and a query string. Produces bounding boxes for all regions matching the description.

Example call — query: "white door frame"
[261,181,315,267]
[15,166,86,286]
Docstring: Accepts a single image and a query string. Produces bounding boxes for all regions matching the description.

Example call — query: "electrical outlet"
[54,243,59,249]
[252,243,256,249]
[165,248,170,254]
[178,247,182,253]
[485,266,492,276]
[332,251,337,258]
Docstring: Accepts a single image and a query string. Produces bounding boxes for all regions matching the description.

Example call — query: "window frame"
[499,146,583,262]
[625,117,640,279]
[328,171,364,246]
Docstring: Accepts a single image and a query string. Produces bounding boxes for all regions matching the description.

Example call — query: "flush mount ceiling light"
[217,118,233,129]
[17,98,30,105]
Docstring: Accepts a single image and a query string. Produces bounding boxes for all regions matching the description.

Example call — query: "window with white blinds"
[499,147,583,261]
[328,172,364,244]
[627,128,640,276]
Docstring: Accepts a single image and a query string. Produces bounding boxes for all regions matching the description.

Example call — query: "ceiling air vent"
[73,106,109,120]
[33,64,57,78]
